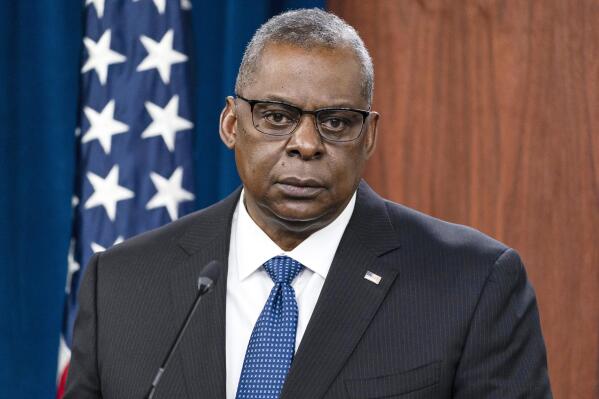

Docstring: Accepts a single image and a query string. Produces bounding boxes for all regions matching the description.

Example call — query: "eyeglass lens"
[251,102,364,142]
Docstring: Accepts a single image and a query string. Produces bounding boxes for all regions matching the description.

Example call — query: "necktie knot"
[263,256,303,285]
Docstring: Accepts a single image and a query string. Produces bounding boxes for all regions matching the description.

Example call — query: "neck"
[243,196,350,252]
[264,227,311,251]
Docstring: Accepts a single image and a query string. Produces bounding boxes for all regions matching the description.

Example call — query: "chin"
[270,204,334,229]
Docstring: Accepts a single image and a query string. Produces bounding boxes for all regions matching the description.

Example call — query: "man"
[66,8,552,399]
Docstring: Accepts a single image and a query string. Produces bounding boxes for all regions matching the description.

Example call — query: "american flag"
[58,0,196,395]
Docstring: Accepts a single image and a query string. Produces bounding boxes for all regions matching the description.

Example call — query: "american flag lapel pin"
[364,270,382,285]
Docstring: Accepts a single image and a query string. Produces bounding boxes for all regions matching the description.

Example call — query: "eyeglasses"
[236,95,371,142]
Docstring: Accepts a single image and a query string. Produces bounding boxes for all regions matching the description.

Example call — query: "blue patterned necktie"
[236,256,304,399]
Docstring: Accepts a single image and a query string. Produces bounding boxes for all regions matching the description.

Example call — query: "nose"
[285,115,324,160]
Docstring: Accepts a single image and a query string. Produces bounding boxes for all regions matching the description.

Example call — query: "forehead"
[245,43,366,109]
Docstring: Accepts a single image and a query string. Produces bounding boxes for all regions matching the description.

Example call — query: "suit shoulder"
[96,194,235,273]
[102,208,199,258]
[383,200,510,266]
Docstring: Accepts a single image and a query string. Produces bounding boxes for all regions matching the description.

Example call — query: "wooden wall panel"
[328,0,599,397]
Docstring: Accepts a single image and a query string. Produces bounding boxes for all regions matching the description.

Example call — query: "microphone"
[146,260,221,399]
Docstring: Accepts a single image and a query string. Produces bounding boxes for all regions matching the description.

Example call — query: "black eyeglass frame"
[236,95,371,142]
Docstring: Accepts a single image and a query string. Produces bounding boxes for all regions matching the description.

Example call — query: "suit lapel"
[168,188,241,398]
[281,181,402,399]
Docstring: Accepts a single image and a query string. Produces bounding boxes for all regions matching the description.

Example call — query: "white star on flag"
[141,95,193,152]
[91,236,124,253]
[152,0,166,13]
[136,29,188,84]
[85,165,135,222]
[181,0,192,10]
[82,100,129,154]
[82,30,126,85]
[65,240,80,294]
[146,167,194,221]
[86,0,106,18]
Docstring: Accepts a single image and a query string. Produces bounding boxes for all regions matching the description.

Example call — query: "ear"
[219,96,237,149]
[362,111,379,159]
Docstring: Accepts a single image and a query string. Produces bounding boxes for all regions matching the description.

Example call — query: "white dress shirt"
[225,189,356,399]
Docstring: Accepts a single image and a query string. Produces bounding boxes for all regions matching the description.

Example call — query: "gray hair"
[235,8,374,105]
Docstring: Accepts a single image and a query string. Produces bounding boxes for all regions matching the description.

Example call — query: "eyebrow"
[259,94,364,110]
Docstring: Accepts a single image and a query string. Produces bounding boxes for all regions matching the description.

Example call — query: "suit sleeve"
[64,252,102,399]
[453,248,552,398]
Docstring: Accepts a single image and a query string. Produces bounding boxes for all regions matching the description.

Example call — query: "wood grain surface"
[328,0,599,397]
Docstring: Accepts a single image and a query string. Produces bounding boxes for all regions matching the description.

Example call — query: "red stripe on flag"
[56,363,69,399]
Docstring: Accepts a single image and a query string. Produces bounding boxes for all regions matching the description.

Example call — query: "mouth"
[276,177,325,198]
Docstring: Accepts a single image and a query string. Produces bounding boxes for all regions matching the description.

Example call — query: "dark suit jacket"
[65,181,552,398]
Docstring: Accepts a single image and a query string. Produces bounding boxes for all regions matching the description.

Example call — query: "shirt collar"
[234,189,356,281]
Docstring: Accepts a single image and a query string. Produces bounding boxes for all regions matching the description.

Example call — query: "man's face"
[220,43,378,244]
